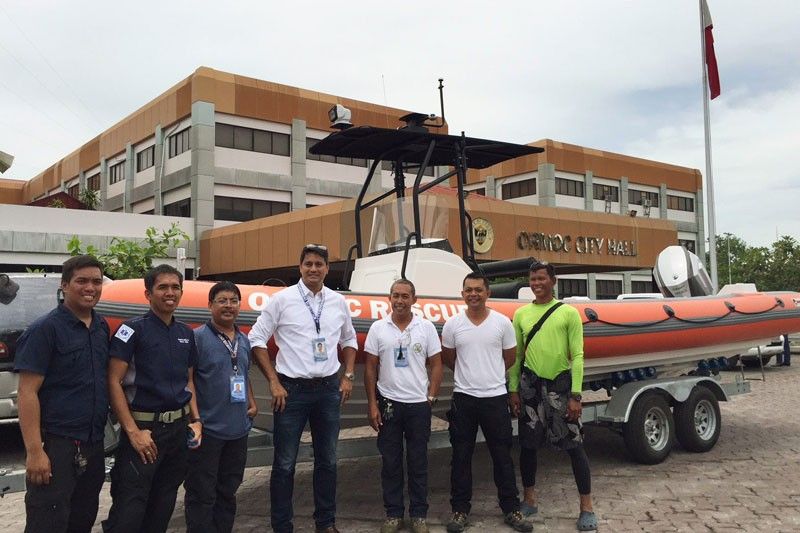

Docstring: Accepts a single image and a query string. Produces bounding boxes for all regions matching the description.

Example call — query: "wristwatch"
[569,393,582,402]
[344,372,355,381]
[427,396,438,405]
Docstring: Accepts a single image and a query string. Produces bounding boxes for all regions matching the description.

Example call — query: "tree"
[48,198,66,208]
[713,233,799,291]
[79,187,100,210]
[67,223,189,280]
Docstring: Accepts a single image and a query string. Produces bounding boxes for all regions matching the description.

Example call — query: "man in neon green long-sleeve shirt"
[508,262,596,532]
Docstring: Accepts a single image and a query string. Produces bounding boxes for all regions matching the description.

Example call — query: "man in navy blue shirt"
[184,281,257,533]
[15,255,109,533]
[102,264,202,533]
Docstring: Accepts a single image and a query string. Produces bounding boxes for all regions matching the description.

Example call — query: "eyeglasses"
[212,298,240,306]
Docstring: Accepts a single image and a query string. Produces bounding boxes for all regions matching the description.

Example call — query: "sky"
[1,0,798,247]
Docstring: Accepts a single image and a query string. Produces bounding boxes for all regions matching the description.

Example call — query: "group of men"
[15,244,597,533]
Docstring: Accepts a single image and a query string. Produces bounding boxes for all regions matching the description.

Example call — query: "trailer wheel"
[674,386,721,452]
[623,392,674,464]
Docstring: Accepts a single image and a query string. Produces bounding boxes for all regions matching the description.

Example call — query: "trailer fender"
[598,376,728,424]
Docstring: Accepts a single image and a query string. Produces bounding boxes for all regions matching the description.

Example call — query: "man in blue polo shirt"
[184,281,257,533]
[15,255,109,533]
[103,264,202,533]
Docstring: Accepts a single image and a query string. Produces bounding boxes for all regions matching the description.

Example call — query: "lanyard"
[216,332,240,374]
[298,284,325,334]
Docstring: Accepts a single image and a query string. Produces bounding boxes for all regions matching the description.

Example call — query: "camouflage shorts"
[518,368,583,451]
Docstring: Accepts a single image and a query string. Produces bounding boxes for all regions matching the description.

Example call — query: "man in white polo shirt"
[441,273,532,533]
[364,279,443,533]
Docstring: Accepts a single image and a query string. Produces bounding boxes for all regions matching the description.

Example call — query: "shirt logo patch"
[413,342,423,354]
[115,324,135,343]
[178,338,190,344]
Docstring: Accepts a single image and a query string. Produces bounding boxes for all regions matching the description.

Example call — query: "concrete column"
[584,171,594,211]
[78,171,86,192]
[485,175,497,198]
[153,125,164,215]
[659,183,668,219]
[623,272,632,294]
[537,163,556,207]
[190,101,216,275]
[290,119,308,210]
[619,176,629,215]
[124,143,134,213]
[695,187,706,259]
[587,273,597,299]
[99,158,108,210]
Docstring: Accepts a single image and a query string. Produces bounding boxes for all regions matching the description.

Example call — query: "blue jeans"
[376,397,432,519]
[271,374,341,533]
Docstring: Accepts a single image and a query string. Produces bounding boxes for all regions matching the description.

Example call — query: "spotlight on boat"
[0,150,13,174]
[328,104,352,130]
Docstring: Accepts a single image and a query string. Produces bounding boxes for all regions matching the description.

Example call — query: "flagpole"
[700,0,719,292]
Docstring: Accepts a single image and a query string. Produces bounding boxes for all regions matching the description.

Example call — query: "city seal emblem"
[472,218,494,254]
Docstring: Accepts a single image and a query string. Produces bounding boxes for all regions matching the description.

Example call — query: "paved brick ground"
[2,364,799,532]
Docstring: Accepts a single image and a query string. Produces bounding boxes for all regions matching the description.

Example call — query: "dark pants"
[520,445,592,495]
[102,418,188,533]
[271,374,341,533]
[24,434,105,533]
[376,397,432,519]
[184,434,248,533]
[778,335,791,366]
[447,392,520,515]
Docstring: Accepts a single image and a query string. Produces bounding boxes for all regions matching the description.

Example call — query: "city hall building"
[0,67,704,299]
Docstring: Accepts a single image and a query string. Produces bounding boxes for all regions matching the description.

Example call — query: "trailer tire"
[623,392,674,464]
[674,386,721,452]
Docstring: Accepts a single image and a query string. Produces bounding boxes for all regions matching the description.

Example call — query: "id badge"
[312,337,328,362]
[394,346,409,368]
[230,375,246,403]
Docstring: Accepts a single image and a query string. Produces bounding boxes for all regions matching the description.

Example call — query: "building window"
[667,194,694,212]
[678,239,696,253]
[596,279,623,300]
[305,138,368,168]
[555,178,584,197]
[87,173,100,191]
[502,178,536,200]
[470,188,486,196]
[214,196,290,222]
[136,146,155,171]
[215,123,290,156]
[164,198,191,217]
[628,189,660,207]
[67,184,80,198]
[109,161,125,184]
[168,128,191,158]
[558,278,588,298]
[631,280,654,293]
[593,183,619,202]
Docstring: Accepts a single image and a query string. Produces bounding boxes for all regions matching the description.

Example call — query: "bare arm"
[339,346,357,405]
[441,346,457,371]
[427,353,443,398]
[252,346,287,413]
[502,346,517,370]
[247,378,258,418]
[186,367,202,447]
[108,358,157,464]
[17,372,50,485]
[364,354,381,431]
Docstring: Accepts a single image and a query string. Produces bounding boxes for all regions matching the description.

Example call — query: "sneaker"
[446,512,469,533]
[410,517,430,533]
[380,517,402,533]
[504,510,533,532]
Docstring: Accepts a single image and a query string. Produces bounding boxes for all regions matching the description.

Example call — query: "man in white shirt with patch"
[248,244,358,533]
[441,273,531,533]
[364,279,443,533]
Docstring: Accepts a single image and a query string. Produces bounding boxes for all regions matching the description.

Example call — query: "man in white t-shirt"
[365,279,443,533]
[441,273,532,533]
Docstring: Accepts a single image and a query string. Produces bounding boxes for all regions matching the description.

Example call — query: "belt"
[278,373,337,385]
[131,404,190,423]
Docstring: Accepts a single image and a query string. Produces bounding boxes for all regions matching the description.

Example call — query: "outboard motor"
[653,245,714,297]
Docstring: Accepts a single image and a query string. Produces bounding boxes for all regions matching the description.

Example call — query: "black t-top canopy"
[309,126,543,169]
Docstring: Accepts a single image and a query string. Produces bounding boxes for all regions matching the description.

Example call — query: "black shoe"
[504,510,533,532]
[446,512,469,533]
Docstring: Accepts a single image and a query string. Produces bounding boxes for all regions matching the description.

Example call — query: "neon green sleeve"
[568,309,585,393]
[507,309,525,392]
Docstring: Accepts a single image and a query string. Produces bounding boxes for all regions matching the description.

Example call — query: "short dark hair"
[144,264,183,292]
[62,255,104,283]
[208,281,241,302]
[300,244,329,265]
[529,261,556,279]
[462,272,490,290]
[390,278,416,296]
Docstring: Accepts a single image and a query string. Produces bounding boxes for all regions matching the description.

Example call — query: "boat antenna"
[424,78,446,129]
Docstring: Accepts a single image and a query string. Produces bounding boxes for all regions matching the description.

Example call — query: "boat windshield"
[367,194,450,256]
